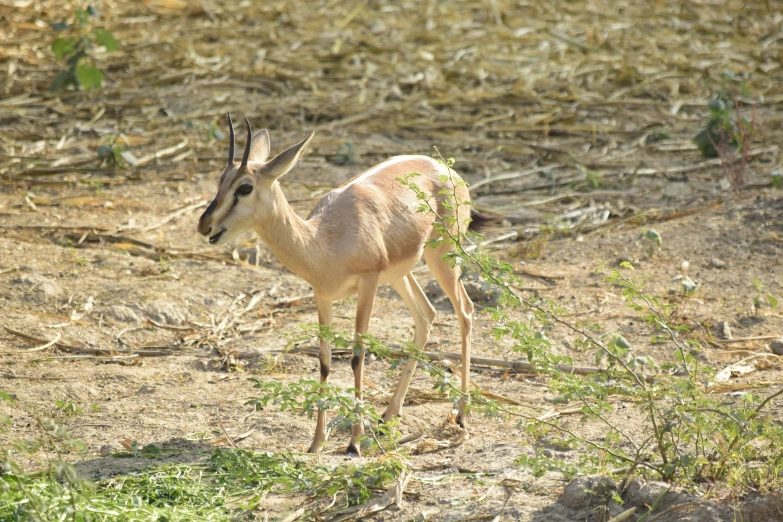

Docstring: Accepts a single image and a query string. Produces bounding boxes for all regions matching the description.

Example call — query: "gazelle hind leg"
[423,245,474,429]
[384,274,436,422]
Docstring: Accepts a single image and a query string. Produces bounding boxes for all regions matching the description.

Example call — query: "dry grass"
[1,0,781,229]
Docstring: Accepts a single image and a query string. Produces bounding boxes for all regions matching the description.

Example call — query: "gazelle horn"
[226,113,235,165]
[241,117,252,168]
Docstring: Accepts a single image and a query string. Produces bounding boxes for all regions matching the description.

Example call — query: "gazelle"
[198,115,487,455]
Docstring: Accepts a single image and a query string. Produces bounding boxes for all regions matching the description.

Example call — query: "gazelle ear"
[248,129,271,163]
[261,132,314,180]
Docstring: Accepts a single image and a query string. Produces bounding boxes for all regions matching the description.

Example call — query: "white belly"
[324,255,421,301]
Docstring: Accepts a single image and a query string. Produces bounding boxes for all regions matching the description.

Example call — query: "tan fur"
[199,127,474,455]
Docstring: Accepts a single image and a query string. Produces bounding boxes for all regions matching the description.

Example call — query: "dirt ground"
[2,0,783,520]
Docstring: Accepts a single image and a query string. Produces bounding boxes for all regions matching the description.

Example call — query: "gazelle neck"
[252,181,320,280]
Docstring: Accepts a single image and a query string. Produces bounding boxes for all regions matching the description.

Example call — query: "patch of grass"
[0,449,408,521]
[2,391,407,520]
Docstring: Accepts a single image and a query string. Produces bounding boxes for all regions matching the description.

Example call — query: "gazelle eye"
[236,184,253,196]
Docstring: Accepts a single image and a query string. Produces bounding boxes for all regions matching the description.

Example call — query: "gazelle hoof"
[379,413,401,425]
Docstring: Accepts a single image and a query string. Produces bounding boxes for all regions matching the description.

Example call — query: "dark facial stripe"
[200,199,217,225]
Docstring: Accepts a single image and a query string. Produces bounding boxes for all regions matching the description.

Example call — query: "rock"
[623,480,728,522]
[136,385,156,394]
[709,258,727,268]
[463,281,501,307]
[561,477,617,510]
[144,298,186,325]
[12,273,62,300]
[770,338,783,356]
[738,316,764,328]
[624,480,675,508]
[424,280,500,306]
[740,492,783,522]
[105,305,142,324]
[424,280,445,300]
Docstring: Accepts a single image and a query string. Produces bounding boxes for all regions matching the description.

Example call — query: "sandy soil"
[2,0,783,520]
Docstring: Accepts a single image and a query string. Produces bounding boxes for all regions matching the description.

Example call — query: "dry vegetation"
[2,0,783,520]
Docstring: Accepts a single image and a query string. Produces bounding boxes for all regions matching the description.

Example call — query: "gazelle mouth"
[208,229,226,244]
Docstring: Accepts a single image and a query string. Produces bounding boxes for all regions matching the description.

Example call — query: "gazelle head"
[198,114,314,245]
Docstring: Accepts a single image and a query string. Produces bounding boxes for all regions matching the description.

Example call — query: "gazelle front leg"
[346,274,379,456]
[308,295,333,453]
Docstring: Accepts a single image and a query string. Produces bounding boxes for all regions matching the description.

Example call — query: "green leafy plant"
[247,151,783,497]
[50,4,118,91]
[97,139,126,168]
[386,150,783,495]
[55,399,82,417]
[693,94,758,193]
[693,97,744,158]
[751,277,779,316]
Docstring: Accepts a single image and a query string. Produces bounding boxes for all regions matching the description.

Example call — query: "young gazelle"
[199,115,485,455]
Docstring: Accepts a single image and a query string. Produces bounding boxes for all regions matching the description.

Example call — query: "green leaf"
[708,98,726,111]
[767,293,779,310]
[693,129,717,158]
[75,8,91,26]
[51,37,77,60]
[75,65,103,90]
[644,228,662,247]
[94,29,118,51]
[97,145,113,158]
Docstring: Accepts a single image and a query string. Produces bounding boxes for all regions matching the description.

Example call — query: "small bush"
[49,5,118,91]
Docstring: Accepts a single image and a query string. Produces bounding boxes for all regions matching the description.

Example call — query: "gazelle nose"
[198,200,217,235]
[197,217,212,236]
